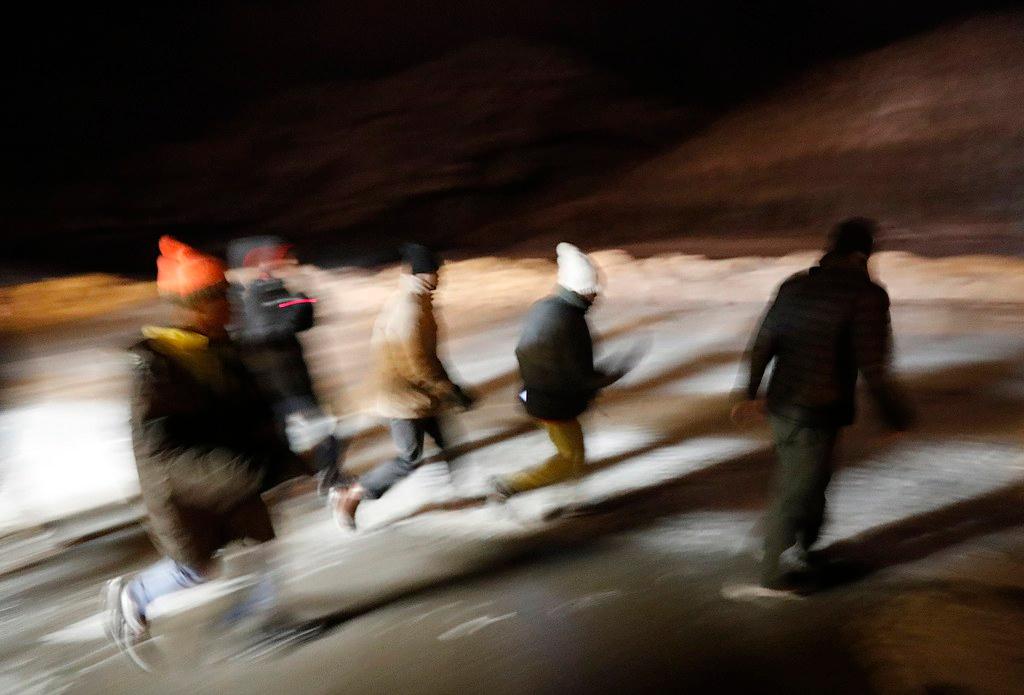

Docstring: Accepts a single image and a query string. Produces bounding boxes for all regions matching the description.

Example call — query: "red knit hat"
[156,236,227,302]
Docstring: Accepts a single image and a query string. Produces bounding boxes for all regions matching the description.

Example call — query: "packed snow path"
[3,252,1024,692]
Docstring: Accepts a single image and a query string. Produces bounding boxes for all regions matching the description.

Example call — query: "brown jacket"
[371,275,459,419]
[129,327,304,570]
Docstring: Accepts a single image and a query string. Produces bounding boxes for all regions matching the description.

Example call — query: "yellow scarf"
[142,326,229,393]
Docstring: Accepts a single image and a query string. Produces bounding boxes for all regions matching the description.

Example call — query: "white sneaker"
[102,576,153,671]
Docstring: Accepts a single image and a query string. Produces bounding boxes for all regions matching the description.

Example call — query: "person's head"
[227,236,297,280]
[827,217,878,259]
[401,243,441,290]
[188,291,232,337]
[156,236,230,337]
[556,242,600,303]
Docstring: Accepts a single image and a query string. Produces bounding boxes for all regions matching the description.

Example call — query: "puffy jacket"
[129,327,305,570]
[746,253,913,429]
[228,279,317,407]
[516,287,615,420]
[229,278,315,345]
[370,275,459,419]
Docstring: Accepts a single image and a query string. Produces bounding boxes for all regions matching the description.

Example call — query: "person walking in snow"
[490,243,636,499]
[734,217,914,591]
[331,244,474,528]
[103,236,309,665]
[227,236,348,496]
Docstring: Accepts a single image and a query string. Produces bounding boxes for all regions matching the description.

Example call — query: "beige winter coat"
[371,274,458,419]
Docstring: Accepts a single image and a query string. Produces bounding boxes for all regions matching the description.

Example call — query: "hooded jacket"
[516,286,615,420]
[370,275,459,419]
[129,327,305,569]
[746,253,913,429]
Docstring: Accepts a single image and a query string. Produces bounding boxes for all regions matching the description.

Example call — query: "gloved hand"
[452,385,477,410]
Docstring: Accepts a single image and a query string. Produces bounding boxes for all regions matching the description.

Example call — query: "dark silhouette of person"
[736,218,914,590]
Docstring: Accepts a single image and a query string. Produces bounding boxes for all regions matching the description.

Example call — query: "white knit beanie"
[556,242,600,296]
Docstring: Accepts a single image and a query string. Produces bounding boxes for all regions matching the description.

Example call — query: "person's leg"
[796,429,838,553]
[762,415,809,586]
[501,419,585,494]
[420,415,454,478]
[335,418,427,528]
[762,416,837,586]
[421,416,447,452]
[317,434,354,496]
[357,418,426,499]
[125,558,206,622]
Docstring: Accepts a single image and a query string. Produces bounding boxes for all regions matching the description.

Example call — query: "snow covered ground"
[5,249,1024,536]
[4,249,1024,530]
[2,248,1024,692]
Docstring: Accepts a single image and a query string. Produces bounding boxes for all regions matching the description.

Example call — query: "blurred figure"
[332,244,474,528]
[735,217,914,591]
[490,243,633,499]
[104,237,308,665]
[227,236,348,495]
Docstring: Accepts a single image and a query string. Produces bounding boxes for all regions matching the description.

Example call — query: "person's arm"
[396,303,462,403]
[563,315,623,393]
[853,289,914,430]
[132,357,267,512]
[745,299,779,399]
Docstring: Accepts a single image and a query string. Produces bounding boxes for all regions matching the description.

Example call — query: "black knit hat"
[828,217,877,257]
[401,243,441,274]
[227,235,289,269]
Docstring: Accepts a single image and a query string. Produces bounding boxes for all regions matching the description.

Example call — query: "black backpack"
[230,278,315,344]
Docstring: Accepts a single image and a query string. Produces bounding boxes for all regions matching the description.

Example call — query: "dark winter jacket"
[516,287,615,420]
[129,327,306,570]
[229,279,317,409]
[745,253,913,429]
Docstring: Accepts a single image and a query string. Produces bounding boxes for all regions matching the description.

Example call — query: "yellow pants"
[505,419,585,493]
